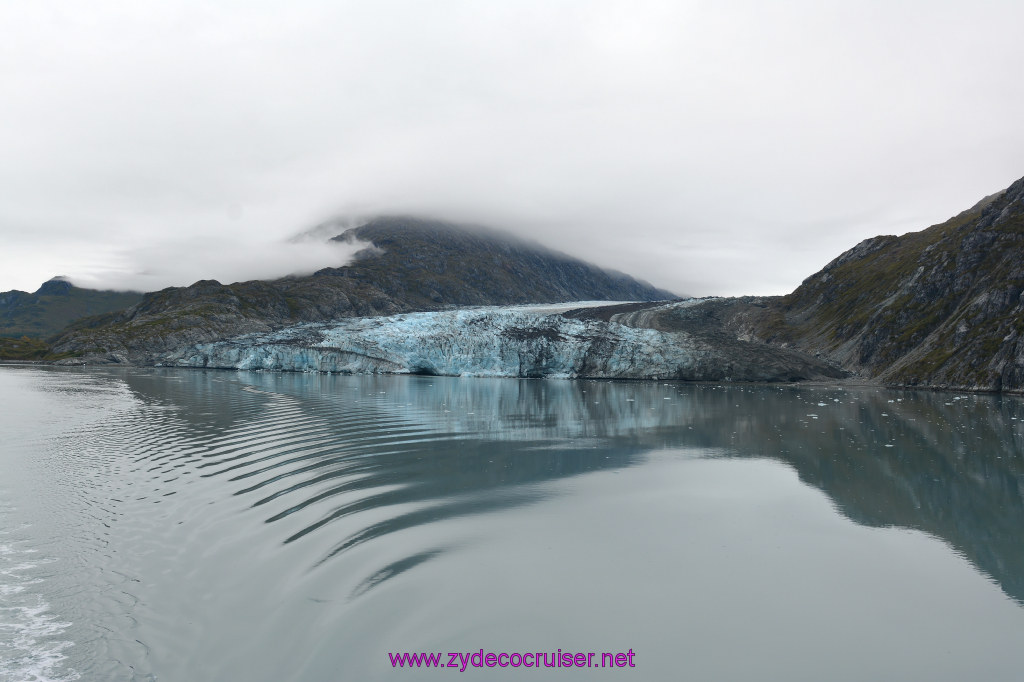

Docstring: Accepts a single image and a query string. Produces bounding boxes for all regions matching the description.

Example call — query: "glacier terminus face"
[158,301,844,383]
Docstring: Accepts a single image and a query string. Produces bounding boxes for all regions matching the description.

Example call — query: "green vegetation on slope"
[756,179,1024,391]
[0,336,50,360]
[0,278,142,339]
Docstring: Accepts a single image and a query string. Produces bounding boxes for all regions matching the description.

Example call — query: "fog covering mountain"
[41,176,1024,392]
[50,217,675,364]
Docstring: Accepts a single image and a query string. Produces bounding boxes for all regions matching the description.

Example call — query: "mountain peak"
[34,277,73,296]
[50,217,676,362]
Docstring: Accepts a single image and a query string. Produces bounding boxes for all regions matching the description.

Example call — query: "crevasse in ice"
[163,303,704,379]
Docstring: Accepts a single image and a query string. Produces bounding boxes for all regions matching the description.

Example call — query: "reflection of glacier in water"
[2,366,1024,681]
[122,370,1024,604]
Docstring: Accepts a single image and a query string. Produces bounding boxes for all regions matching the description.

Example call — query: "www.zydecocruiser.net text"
[389,649,637,671]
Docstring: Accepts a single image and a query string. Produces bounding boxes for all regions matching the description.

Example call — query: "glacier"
[159,300,843,382]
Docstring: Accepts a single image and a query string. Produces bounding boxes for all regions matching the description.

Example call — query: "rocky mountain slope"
[757,176,1024,391]
[51,217,674,364]
[0,277,141,339]
[574,174,1024,392]
[44,176,1024,391]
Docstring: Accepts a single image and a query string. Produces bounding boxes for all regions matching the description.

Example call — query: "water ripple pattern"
[2,366,1024,682]
[104,371,642,589]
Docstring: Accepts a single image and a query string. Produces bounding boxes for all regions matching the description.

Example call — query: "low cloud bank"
[68,232,367,293]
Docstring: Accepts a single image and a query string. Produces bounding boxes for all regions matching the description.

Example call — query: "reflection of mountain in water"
[116,370,1024,603]
[113,370,649,595]
[671,385,1024,604]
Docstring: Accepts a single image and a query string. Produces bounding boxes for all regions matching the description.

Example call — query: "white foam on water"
[0,515,78,682]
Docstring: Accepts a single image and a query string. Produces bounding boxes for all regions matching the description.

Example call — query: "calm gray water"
[1,366,1023,681]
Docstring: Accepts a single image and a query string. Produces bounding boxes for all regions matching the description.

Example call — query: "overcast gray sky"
[3,0,1024,297]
